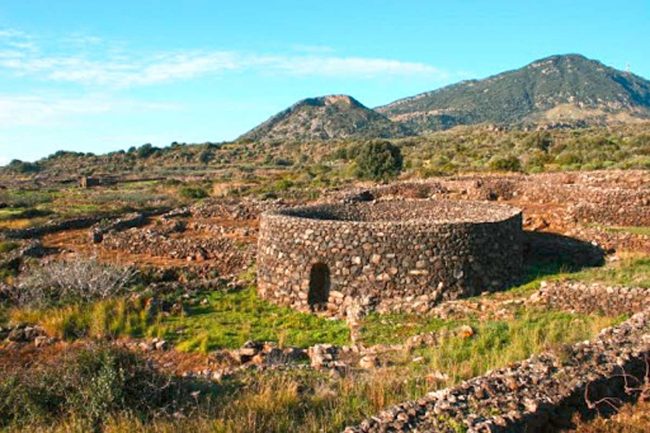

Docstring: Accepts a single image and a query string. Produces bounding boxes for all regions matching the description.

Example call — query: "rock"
[359,355,379,369]
[91,229,104,244]
[7,327,26,342]
[457,325,474,339]
[138,341,153,352]
[34,336,49,348]
[426,371,449,384]
[284,347,309,362]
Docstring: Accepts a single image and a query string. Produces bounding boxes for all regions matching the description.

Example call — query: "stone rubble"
[0,323,55,347]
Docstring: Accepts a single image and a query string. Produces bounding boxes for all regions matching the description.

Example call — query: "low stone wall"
[257,200,523,316]
[91,212,149,243]
[343,307,650,433]
[102,226,255,276]
[3,215,107,240]
[192,198,287,220]
[2,208,171,240]
[529,280,649,316]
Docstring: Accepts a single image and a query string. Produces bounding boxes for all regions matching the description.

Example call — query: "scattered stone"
[358,355,379,369]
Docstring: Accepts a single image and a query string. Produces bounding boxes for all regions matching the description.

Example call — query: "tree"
[7,159,41,173]
[354,140,403,181]
[136,143,158,158]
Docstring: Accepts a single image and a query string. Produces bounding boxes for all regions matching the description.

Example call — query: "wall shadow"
[521,230,606,282]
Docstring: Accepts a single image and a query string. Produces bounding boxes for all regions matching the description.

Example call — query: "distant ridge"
[238,94,412,142]
[239,55,650,141]
[376,54,650,132]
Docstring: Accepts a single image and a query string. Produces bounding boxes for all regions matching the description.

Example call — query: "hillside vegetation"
[378,54,650,132]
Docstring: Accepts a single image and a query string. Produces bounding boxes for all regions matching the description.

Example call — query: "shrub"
[179,186,209,200]
[272,179,294,192]
[555,150,583,166]
[355,140,403,181]
[489,155,522,172]
[198,150,214,164]
[0,344,204,429]
[0,190,55,208]
[0,241,18,253]
[13,259,137,308]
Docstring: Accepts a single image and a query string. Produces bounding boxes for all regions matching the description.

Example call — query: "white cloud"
[266,55,447,78]
[0,94,179,127]
[0,29,27,39]
[0,30,451,87]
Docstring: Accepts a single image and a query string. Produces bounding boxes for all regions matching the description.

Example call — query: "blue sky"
[0,0,648,164]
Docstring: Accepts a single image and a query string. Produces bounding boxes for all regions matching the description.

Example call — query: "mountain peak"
[239,95,412,142]
[297,94,363,108]
[377,54,650,131]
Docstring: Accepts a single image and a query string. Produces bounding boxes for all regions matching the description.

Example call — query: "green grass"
[408,309,622,381]
[2,307,620,433]
[360,254,648,346]
[10,288,349,351]
[570,255,650,288]
[151,288,350,351]
[0,241,19,253]
[359,307,619,348]
[10,298,152,340]
[0,208,27,221]
[602,226,650,236]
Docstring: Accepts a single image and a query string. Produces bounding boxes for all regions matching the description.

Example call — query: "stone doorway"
[308,262,330,311]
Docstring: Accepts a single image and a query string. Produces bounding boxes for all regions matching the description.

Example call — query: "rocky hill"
[377,54,650,132]
[238,95,412,142]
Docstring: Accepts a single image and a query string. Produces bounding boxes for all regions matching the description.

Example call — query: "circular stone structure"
[257,200,523,315]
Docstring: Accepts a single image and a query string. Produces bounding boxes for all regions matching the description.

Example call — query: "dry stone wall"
[343,307,650,433]
[257,200,523,316]
[529,280,649,316]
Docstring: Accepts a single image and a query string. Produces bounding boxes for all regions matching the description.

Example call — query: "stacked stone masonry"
[257,200,523,316]
[530,280,650,316]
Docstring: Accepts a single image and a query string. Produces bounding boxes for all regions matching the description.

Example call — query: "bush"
[0,241,18,254]
[354,140,403,181]
[0,190,55,208]
[489,155,522,172]
[0,344,204,429]
[13,259,137,308]
[198,150,214,164]
[179,186,209,200]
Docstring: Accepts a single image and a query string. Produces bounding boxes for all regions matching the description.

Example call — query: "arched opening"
[308,262,330,311]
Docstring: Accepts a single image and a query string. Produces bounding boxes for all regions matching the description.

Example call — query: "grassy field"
[152,288,350,351]
[8,255,647,351]
[0,307,624,433]
[2,245,647,432]
[8,288,351,350]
